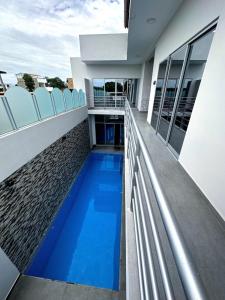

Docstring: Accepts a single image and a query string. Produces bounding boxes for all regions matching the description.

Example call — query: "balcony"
[93,96,125,109]
[125,102,225,300]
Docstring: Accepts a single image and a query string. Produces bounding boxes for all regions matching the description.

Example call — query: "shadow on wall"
[0,86,86,136]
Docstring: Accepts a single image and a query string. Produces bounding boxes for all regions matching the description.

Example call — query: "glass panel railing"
[5,86,38,128]
[0,87,86,136]
[63,88,73,111]
[79,89,86,107]
[34,87,54,119]
[0,97,13,134]
[51,88,65,114]
[72,89,79,108]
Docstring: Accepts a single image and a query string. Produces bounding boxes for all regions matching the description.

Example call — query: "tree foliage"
[47,77,66,90]
[23,74,35,92]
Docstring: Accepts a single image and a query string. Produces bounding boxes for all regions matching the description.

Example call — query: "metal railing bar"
[2,97,17,130]
[50,93,57,115]
[127,102,207,300]
[32,94,41,120]
[136,156,174,300]
[133,188,147,300]
[135,171,160,300]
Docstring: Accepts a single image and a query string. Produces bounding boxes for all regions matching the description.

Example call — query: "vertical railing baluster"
[32,94,41,120]
[2,96,17,130]
[50,92,57,115]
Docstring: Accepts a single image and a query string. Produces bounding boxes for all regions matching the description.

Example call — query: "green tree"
[105,81,115,93]
[23,74,35,92]
[47,77,66,90]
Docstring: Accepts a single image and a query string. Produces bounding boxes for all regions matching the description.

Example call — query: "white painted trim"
[88,109,125,115]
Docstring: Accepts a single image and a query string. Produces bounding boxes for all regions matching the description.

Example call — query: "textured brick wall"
[0,119,90,271]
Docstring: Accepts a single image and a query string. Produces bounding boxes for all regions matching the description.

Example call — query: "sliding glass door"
[168,29,215,154]
[157,46,187,140]
[151,59,168,130]
[151,25,215,156]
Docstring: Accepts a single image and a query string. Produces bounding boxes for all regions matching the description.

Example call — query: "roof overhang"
[127,0,183,63]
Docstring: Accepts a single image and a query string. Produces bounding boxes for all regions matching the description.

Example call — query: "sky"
[0,0,126,84]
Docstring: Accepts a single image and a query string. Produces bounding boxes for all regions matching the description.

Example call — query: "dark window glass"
[120,124,124,145]
[151,59,168,129]
[158,46,187,140]
[105,79,115,96]
[95,115,105,123]
[105,124,114,145]
[168,28,215,154]
[96,124,105,144]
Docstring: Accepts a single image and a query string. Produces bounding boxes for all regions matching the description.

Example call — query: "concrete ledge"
[88,108,125,115]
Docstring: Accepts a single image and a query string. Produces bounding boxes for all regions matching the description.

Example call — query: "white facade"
[80,33,128,62]
[70,0,225,220]
[146,0,225,220]
[70,57,142,91]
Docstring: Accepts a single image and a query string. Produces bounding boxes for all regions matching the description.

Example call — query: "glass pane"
[96,123,105,144]
[105,115,124,123]
[5,86,38,128]
[105,124,114,145]
[78,90,85,107]
[120,124,124,145]
[151,60,168,129]
[115,124,120,145]
[116,80,123,95]
[72,89,79,108]
[168,28,215,154]
[95,115,105,123]
[123,80,128,96]
[63,89,73,110]
[105,79,115,96]
[52,88,65,114]
[34,87,54,119]
[93,79,104,97]
[0,98,13,134]
[158,47,187,140]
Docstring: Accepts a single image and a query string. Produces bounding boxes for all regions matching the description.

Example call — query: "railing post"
[50,93,57,115]
[2,97,17,130]
[32,94,41,120]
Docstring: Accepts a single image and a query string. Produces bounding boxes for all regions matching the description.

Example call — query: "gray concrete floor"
[8,276,120,300]
[131,109,225,300]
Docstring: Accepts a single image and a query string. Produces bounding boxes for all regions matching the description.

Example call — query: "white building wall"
[80,33,128,62]
[147,0,225,219]
[70,57,142,91]
[137,59,153,111]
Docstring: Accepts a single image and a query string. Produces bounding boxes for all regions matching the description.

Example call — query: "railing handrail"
[126,100,207,300]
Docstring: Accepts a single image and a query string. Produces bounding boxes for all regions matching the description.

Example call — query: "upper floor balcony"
[87,78,137,113]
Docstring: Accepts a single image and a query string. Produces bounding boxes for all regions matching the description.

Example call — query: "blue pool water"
[26,152,123,290]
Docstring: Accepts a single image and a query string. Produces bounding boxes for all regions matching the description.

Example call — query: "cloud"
[0,0,126,84]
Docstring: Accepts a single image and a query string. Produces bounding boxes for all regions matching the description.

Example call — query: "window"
[151,25,216,156]
[151,60,168,129]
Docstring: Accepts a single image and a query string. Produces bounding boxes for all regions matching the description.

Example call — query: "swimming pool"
[26,152,123,290]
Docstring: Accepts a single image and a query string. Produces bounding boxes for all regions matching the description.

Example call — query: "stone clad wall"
[0,119,90,271]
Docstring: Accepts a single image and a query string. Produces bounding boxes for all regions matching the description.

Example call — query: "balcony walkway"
[131,108,225,300]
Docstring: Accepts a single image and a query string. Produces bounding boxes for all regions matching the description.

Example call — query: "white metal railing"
[93,96,125,108]
[125,100,207,300]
